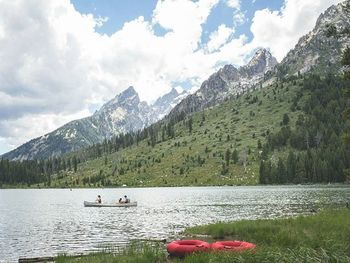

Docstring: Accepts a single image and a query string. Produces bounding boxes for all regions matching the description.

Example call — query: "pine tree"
[73,156,78,173]
[282,113,290,125]
[188,117,193,134]
[259,161,266,184]
[232,149,238,164]
[276,158,286,184]
[257,139,262,149]
[286,151,296,183]
[225,149,231,167]
[341,46,350,144]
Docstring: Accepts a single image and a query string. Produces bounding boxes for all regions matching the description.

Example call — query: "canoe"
[83,201,137,207]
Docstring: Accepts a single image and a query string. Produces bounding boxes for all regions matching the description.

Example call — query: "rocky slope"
[168,48,277,118]
[2,87,188,160]
[278,1,350,76]
[152,88,189,119]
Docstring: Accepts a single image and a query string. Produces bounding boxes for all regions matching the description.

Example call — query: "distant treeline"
[259,74,350,184]
[0,156,79,186]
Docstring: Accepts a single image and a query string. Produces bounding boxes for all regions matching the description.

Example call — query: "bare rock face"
[278,1,350,76]
[152,88,189,120]
[240,48,278,78]
[168,48,277,117]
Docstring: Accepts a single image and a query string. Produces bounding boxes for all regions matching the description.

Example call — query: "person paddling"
[96,195,102,203]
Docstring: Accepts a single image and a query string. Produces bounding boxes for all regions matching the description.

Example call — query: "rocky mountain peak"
[278,1,350,76]
[243,48,278,76]
[169,87,180,96]
[2,84,189,160]
[168,48,278,119]
[98,86,140,115]
[152,87,189,119]
[116,86,139,102]
[315,2,345,28]
[154,88,178,107]
[218,64,239,81]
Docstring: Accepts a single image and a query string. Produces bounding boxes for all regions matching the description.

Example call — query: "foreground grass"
[56,243,165,263]
[183,208,350,262]
[57,209,350,262]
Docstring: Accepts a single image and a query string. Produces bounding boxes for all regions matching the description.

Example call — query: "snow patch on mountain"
[110,108,127,122]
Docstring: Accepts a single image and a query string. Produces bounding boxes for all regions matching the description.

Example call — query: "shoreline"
[1,182,350,190]
[21,208,350,263]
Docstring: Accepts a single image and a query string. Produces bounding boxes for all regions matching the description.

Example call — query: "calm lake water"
[0,185,349,262]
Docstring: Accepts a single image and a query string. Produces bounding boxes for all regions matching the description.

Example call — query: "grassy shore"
[56,208,350,262]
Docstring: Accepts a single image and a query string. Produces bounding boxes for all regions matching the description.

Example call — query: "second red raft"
[211,240,256,252]
[167,240,211,257]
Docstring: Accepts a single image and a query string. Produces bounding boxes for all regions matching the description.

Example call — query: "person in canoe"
[124,195,130,203]
[118,198,123,203]
[96,195,102,203]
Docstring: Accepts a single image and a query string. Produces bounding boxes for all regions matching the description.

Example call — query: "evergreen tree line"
[259,74,350,184]
[0,156,79,185]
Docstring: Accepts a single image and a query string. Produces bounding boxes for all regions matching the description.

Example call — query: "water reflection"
[0,185,349,262]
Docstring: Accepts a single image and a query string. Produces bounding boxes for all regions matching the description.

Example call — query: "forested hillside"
[49,77,305,187]
[3,73,308,187]
[1,69,349,187]
[259,74,350,184]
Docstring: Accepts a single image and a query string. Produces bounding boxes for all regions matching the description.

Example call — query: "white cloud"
[207,24,234,52]
[95,16,109,28]
[0,110,90,151]
[224,0,245,27]
[233,10,246,26]
[250,0,344,61]
[226,0,240,10]
[153,0,218,47]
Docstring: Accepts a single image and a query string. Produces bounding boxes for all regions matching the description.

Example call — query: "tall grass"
[179,248,350,263]
[56,209,350,262]
[183,208,350,262]
[56,242,165,263]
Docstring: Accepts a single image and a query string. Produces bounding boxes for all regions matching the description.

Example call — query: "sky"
[0,0,344,155]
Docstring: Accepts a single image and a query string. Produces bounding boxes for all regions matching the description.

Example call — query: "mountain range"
[2,0,350,161]
[2,86,188,160]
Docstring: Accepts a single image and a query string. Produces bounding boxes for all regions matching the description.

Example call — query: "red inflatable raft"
[211,240,256,252]
[167,240,211,257]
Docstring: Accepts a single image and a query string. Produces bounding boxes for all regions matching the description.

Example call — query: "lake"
[0,185,349,262]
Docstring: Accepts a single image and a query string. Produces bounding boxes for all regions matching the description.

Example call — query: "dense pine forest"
[259,74,350,184]
[259,46,350,184]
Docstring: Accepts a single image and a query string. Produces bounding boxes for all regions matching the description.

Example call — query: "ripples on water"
[0,185,349,262]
